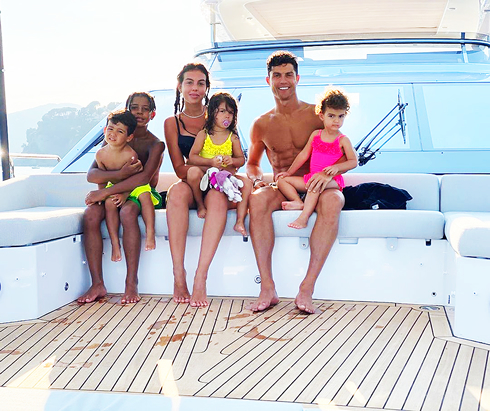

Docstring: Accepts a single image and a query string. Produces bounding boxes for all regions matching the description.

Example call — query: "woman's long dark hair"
[173,63,210,115]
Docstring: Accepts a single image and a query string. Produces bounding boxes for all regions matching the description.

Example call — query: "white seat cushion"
[272,210,444,239]
[0,207,85,247]
[444,212,490,258]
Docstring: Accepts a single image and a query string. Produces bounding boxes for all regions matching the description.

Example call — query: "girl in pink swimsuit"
[276,88,358,229]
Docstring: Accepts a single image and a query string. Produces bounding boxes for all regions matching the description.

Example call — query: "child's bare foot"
[77,283,107,304]
[234,220,247,236]
[111,244,122,262]
[173,269,190,303]
[282,200,304,210]
[288,216,309,229]
[121,283,140,304]
[295,289,316,314]
[197,205,207,219]
[145,235,156,251]
[190,275,208,307]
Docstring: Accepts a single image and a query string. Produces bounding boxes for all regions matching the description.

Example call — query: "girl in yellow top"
[187,92,252,307]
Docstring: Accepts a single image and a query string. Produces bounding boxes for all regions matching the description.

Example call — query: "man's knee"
[249,187,279,217]
[317,189,344,215]
[83,204,105,228]
[120,202,140,226]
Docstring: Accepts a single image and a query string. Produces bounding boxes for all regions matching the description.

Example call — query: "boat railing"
[8,153,61,178]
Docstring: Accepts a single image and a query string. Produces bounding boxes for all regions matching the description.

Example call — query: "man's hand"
[111,193,128,208]
[305,172,333,193]
[120,157,143,180]
[85,189,107,206]
[323,165,340,175]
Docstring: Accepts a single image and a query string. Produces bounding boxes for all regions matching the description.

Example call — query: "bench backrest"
[440,174,490,212]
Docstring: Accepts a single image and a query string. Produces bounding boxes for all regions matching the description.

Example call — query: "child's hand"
[212,156,223,168]
[221,155,233,167]
[323,165,339,176]
[111,193,128,208]
[275,171,290,181]
[85,189,106,206]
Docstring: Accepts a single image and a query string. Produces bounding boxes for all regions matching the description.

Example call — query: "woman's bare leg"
[190,190,228,307]
[166,182,194,303]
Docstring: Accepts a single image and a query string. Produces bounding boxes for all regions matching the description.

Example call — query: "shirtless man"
[246,51,345,313]
[78,92,164,304]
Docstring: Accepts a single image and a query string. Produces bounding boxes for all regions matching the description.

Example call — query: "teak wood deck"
[1,296,489,410]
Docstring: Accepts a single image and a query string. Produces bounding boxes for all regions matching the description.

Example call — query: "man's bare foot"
[173,269,190,303]
[145,236,156,251]
[282,200,304,210]
[250,288,279,312]
[121,283,140,304]
[111,244,122,262]
[190,275,208,307]
[295,289,316,314]
[197,205,207,219]
[288,216,308,229]
[77,283,107,304]
[234,220,247,236]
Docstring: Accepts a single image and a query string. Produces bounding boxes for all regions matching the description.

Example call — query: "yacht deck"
[1,296,489,410]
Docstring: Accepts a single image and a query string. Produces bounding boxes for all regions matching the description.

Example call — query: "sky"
[0,0,210,113]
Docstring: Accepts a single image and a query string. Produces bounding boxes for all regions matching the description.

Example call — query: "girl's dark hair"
[315,88,350,115]
[174,63,210,115]
[204,92,238,135]
[125,92,156,112]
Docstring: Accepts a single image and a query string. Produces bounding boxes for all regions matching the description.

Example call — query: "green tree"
[22,101,120,158]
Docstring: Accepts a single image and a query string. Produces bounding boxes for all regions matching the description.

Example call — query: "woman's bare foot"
[145,235,156,251]
[295,289,316,314]
[250,287,279,312]
[111,244,122,262]
[121,283,140,304]
[190,275,208,307]
[197,205,207,219]
[234,220,247,236]
[173,269,190,303]
[77,283,107,304]
[288,216,309,229]
[282,200,304,210]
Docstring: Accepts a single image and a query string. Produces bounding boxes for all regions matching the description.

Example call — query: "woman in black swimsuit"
[163,63,210,304]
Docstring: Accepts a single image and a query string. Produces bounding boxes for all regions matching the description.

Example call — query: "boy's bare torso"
[129,131,162,187]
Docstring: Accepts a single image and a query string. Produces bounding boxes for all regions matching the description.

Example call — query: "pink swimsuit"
[303,132,345,190]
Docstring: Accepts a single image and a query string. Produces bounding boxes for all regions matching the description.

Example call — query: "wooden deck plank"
[366,314,429,408]
[342,309,425,407]
[86,297,165,391]
[193,299,224,353]
[429,309,453,338]
[17,296,122,389]
[480,350,490,411]
[420,341,460,411]
[63,298,151,390]
[0,301,103,386]
[232,302,337,401]
[440,344,474,411]
[209,303,329,399]
[39,301,80,322]
[122,301,184,393]
[142,302,198,394]
[274,304,379,403]
[0,324,36,351]
[311,306,411,407]
[383,323,434,410]
[39,296,125,389]
[460,349,487,411]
